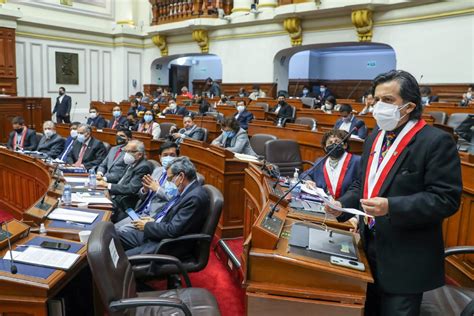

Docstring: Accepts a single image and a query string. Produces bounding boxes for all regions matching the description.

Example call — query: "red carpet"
[149,237,246,316]
[0,210,13,223]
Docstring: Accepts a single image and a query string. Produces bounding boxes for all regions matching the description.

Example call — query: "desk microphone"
[35,192,52,211]
[2,220,18,274]
[267,123,362,219]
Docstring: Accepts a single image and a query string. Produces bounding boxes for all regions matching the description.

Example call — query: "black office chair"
[420,246,474,316]
[159,122,177,139]
[132,185,224,280]
[264,139,313,177]
[280,106,296,126]
[196,172,206,185]
[148,159,161,170]
[201,127,209,142]
[447,113,470,130]
[87,222,221,316]
[249,133,277,159]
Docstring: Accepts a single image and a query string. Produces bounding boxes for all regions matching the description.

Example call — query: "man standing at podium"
[52,87,72,123]
[326,70,462,316]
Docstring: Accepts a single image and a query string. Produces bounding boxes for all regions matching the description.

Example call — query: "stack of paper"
[64,176,88,184]
[5,247,80,270]
[234,153,260,162]
[48,208,98,224]
[71,193,111,204]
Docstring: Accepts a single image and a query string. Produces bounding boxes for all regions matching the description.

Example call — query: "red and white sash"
[12,127,27,150]
[363,119,426,199]
[323,152,352,199]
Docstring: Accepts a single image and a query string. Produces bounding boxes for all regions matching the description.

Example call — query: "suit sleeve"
[357,123,368,139]
[211,133,223,146]
[97,151,110,175]
[7,132,13,149]
[49,138,65,159]
[152,123,161,140]
[98,117,107,129]
[387,132,462,227]
[66,144,76,164]
[190,128,205,141]
[143,197,200,241]
[25,131,38,151]
[83,142,107,170]
[109,163,151,195]
[227,133,248,154]
[66,96,72,115]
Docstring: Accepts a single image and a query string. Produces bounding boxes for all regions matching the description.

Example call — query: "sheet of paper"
[4,247,80,270]
[71,193,111,204]
[234,153,260,162]
[48,208,98,224]
[301,183,373,218]
[64,176,87,184]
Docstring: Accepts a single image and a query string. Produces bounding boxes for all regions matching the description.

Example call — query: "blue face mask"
[113,110,121,118]
[421,96,429,104]
[302,89,309,94]
[160,156,175,168]
[164,180,178,199]
[144,114,153,123]
[77,134,86,143]
[224,131,235,138]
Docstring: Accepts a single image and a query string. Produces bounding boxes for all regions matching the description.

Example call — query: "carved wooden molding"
[351,9,373,42]
[283,17,302,47]
[192,29,209,53]
[152,34,168,56]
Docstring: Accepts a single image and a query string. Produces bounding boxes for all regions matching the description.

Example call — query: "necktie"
[60,140,74,161]
[75,144,87,166]
[113,147,122,161]
[111,119,118,129]
[154,194,180,222]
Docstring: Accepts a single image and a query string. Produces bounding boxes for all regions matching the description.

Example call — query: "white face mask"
[89,112,97,119]
[467,92,472,99]
[237,105,245,113]
[44,130,55,138]
[123,152,136,165]
[373,101,409,131]
[70,129,78,138]
[169,103,177,110]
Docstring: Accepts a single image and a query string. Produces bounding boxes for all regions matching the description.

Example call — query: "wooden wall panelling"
[192,80,278,98]
[0,27,17,95]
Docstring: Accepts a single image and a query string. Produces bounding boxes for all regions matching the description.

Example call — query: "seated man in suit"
[334,104,368,139]
[115,141,180,228]
[298,86,315,98]
[86,107,107,129]
[212,116,257,156]
[170,114,205,143]
[195,94,211,114]
[108,106,129,129]
[270,95,293,123]
[118,156,209,255]
[135,91,149,103]
[96,128,131,184]
[57,121,80,161]
[315,83,333,105]
[37,121,65,159]
[161,99,188,116]
[97,140,152,222]
[66,124,107,169]
[7,116,38,151]
[127,99,146,118]
[420,86,439,106]
[233,100,254,130]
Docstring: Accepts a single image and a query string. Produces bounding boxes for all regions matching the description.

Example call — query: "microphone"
[35,192,52,211]
[419,74,424,83]
[267,124,359,219]
[2,220,18,274]
[347,80,362,99]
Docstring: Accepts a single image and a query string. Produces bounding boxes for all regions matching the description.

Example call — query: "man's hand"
[172,133,182,139]
[96,179,108,187]
[305,180,316,190]
[142,174,159,192]
[96,173,103,181]
[360,197,389,217]
[324,200,343,218]
[132,217,154,231]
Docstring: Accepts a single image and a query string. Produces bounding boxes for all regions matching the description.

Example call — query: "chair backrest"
[250,133,278,158]
[301,97,315,108]
[196,172,206,185]
[35,132,43,144]
[447,113,470,129]
[254,102,269,112]
[427,111,447,124]
[103,141,111,154]
[265,139,302,177]
[205,112,224,123]
[159,122,177,138]
[148,159,161,170]
[290,106,296,121]
[201,127,209,142]
[295,117,316,129]
[87,222,137,316]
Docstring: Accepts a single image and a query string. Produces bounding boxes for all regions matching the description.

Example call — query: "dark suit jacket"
[144,180,209,244]
[234,110,254,130]
[109,158,153,212]
[7,128,38,151]
[163,106,188,116]
[37,133,65,159]
[315,90,332,103]
[58,136,75,161]
[338,123,462,294]
[97,145,127,183]
[66,137,107,170]
[107,116,129,129]
[270,103,293,119]
[308,154,361,198]
[53,95,72,116]
[177,125,205,142]
[334,116,368,139]
[86,116,107,129]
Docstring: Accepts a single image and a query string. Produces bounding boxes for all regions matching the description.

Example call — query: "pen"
[66,221,87,227]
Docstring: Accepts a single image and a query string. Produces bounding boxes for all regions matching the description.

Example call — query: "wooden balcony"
[150,0,233,25]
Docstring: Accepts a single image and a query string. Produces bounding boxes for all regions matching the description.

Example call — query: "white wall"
[288,51,310,79]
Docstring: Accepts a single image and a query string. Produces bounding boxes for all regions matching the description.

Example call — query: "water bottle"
[290,168,301,197]
[311,121,317,132]
[63,184,72,206]
[39,223,47,235]
[88,169,97,189]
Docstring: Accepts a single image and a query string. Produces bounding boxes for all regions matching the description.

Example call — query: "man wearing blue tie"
[57,122,80,161]
[118,157,209,256]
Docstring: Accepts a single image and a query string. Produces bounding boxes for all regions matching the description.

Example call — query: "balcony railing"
[150,0,233,25]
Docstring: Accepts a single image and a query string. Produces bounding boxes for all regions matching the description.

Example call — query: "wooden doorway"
[169,65,190,95]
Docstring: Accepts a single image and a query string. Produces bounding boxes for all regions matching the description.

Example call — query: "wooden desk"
[154,115,221,143]
[179,139,247,238]
[0,234,88,316]
[0,97,51,143]
[247,121,364,162]
[424,104,474,116]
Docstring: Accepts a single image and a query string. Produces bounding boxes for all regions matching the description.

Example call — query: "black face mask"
[279,100,285,106]
[59,91,64,95]
[116,136,127,145]
[15,128,23,134]
[326,143,345,159]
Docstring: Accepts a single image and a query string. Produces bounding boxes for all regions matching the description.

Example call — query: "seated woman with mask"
[137,110,161,140]
[211,116,257,156]
[305,129,361,200]
[320,96,337,114]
